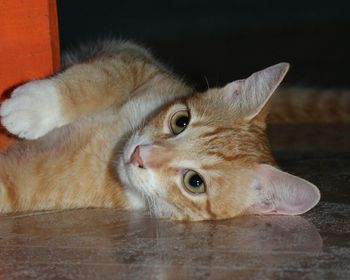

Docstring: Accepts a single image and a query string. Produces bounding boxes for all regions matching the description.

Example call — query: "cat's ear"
[248,164,320,215]
[222,63,289,120]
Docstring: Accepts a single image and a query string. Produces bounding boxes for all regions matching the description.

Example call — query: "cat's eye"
[169,110,190,135]
[183,170,206,194]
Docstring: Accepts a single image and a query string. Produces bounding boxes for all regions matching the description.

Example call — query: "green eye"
[183,170,206,194]
[170,110,190,135]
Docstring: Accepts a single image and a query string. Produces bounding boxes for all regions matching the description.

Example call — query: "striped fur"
[270,87,350,123]
[0,40,329,220]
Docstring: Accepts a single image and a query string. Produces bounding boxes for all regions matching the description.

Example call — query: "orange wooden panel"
[0,0,60,150]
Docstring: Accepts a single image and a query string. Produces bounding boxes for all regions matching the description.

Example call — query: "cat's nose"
[128,145,145,168]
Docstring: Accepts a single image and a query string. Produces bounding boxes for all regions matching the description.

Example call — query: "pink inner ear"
[220,63,290,120]
[223,79,245,99]
[252,164,321,215]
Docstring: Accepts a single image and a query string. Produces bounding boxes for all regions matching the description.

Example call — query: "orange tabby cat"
[0,40,321,220]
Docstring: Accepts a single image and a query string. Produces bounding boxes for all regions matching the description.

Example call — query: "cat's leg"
[0,45,164,139]
[0,80,66,139]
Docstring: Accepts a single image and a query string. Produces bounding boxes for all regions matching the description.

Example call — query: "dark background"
[57,0,350,90]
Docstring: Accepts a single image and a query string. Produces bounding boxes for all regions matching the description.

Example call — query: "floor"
[0,124,349,280]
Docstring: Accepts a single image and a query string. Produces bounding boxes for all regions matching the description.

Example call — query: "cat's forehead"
[167,123,266,175]
[149,94,273,166]
[187,116,262,157]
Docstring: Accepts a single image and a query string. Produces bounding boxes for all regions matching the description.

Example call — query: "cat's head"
[119,63,320,221]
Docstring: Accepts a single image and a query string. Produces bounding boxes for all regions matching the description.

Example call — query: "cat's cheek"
[122,164,161,197]
[124,189,146,210]
[142,170,167,196]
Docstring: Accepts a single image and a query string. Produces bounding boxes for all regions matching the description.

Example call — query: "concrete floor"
[0,124,349,280]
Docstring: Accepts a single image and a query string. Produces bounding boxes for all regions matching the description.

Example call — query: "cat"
[0,39,321,221]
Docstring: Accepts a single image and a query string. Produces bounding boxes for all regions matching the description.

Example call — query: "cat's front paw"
[0,80,66,139]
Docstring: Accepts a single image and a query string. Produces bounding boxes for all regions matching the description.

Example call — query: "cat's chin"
[117,158,139,191]
[116,158,148,209]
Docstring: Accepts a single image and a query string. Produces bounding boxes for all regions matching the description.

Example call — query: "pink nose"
[128,145,144,168]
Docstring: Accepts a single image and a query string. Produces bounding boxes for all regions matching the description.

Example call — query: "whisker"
[204,75,210,90]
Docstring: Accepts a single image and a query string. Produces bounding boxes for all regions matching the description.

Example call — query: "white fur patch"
[0,79,66,139]
[125,189,146,210]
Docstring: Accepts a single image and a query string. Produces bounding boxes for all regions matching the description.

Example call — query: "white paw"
[0,80,66,139]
